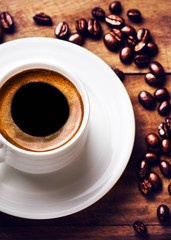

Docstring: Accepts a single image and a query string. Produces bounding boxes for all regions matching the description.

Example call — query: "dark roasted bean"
[149,61,165,77]
[134,54,150,68]
[138,91,156,110]
[147,42,158,57]
[145,133,161,153]
[68,33,84,45]
[145,152,159,165]
[75,18,87,34]
[127,9,142,22]
[111,67,125,80]
[154,88,169,102]
[87,19,102,38]
[158,100,170,116]
[126,34,137,47]
[166,118,171,134]
[91,7,105,20]
[134,41,147,54]
[121,25,136,36]
[120,46,133,64]
[145,72,163,87]
[55,22,69,39]
[139,179,153,195]
[0,12,14,32]
[157,205,170,222]
[33,12,52,26]
[148,172,161,191]
[137,159,149,179]
[133,221,147,235]
[168,183,171,195]
[109,1,122,14]
[105,14,124,28]
[137,28,151,42]
[103,32,120,51]
[111,28,123,41]
[159,160,171,177]
[158,122,170,139]
[162,139,171,155]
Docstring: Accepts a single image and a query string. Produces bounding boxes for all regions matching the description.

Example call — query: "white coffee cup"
[0,61,90,174]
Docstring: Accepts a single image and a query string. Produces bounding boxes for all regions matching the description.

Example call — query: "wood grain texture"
[0,0,171,239]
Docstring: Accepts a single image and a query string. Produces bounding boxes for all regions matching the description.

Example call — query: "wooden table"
[0,0,170,239]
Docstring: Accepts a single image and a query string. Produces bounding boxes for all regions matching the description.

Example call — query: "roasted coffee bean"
[139,179,153,195]
[111,28,123,41]
[162,139,171,155]
[75,18,87,34]
[87,19,102,38]
[126,34,137,47]
[145,152,159,165]
[157,205,170,222]
[33,12,52,26]
[137,28,151,42]
[159,160,171,177]
[145,72,163,87]
[120,46,133,64]
[148,172,161,191]
[166,118,171,134]
[103,32,120,51]
[154,88,169,102]
[149,61,165,77]
[138,91,156,110]
[137,159,149,179]
[55,22,69,39]
[168,183,171,195]
[134,54,150,68]
[145,133,161,153]
[134,41,147,54]
[105,14,124,28]
[158,122,170,139]
[133,221,147,235]
[91,7,105,20]
[121,25,136,36]
[111,67,124,81]
[127,9,142,22]
[68,33,84,45]
[147,42,158,57]
[0,12,14,32]
[109,1,122,14]
[158,100,170,116]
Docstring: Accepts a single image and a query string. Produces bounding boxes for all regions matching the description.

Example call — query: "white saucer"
[0,38,135,219]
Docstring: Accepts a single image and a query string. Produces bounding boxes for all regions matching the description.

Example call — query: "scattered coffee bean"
[75,18,87,34]
[145,72,163,87]
[68,33,84,45]
[148,172,161,191]
[121,25,136,36]
[0,12,14,32]
[126,34,137,47]
[105,14,124,28]
[159,160,171,177]
[137,159,149,179]
[134,54,150,68]
[120,46,133,64]
[149,61,165,77]
[157,205,170,222]
[87,19,102,38]
[147,42,158,57]
[158,100,170,116]
[139,179,153,195]
[127,9,142,22]
[168,183,171,195]
[166,118,171,134]
[162,139,171,155]
[145,133,161,153]
[91,7,105,20]
[144,152,159,165]
[137,28,151,42]
[103,32,120,51]
[33,12,52,26]
[134,41,147,54]
[55,21,70,39]
[111,67,124,81]
[138,91,156,110]
[109,1,122,14]
[154,88,169,102]
[158,122,170,139]
[133,221,147,235]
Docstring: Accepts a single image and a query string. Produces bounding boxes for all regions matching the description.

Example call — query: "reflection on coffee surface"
[0,69,83,152]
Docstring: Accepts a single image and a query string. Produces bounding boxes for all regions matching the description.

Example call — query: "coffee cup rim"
[0,61,90,156]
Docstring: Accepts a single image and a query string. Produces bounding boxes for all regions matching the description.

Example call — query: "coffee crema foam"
[0,69,84,152]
